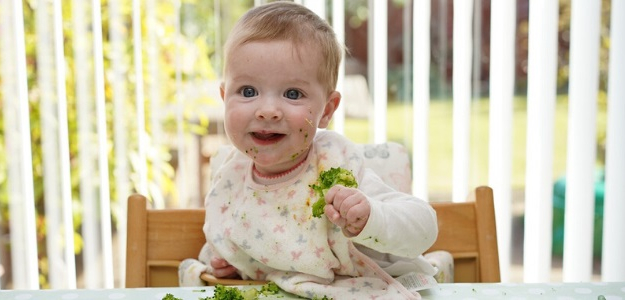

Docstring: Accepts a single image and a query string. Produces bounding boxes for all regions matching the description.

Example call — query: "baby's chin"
[252,148,311,168]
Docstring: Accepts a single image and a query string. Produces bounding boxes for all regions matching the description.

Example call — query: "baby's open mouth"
[251,132,285,143]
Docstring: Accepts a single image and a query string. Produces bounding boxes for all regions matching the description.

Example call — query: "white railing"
[523,0,560,283]
[561,0,602,282]
[2,0,39,289]
[0,0,624,290]
[602,0,625,280]
[488,0,516,282]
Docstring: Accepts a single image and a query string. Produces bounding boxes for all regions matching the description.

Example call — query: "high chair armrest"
[200,272,268,286]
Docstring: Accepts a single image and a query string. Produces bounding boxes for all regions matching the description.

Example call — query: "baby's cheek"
[296,127,311,143]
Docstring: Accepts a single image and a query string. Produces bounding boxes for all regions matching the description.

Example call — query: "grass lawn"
[339,96,606,195]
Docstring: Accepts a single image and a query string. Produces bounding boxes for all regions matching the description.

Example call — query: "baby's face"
[221,40,339,176]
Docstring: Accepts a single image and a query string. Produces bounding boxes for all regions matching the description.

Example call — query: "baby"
[180,2,439,299]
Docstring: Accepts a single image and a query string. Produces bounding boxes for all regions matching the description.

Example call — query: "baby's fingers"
[324,203,340,220]
[325,185,355,208]
[210,257,239,279]
[324,205,347,228]
[210,257,230,269]
[346,202,369,230]
[213,264,239,279]
[345,201,369,223]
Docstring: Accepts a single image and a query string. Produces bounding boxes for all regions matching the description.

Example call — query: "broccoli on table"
[199,282,282,300]
[310,167,358,218]
[210,284,247,300]
[162,293,182,300]
[259,282,280,295]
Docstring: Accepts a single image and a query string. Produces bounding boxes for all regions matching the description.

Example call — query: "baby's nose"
[255,98,283,121]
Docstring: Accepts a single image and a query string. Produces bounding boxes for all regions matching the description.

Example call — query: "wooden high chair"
[125,194,205,287]
[124,186,500,287]
[427,186,500,282]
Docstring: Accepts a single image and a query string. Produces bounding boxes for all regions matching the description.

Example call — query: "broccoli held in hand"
[310,167,358,218]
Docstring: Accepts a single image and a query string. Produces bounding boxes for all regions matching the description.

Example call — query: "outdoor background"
[0,0,613,288]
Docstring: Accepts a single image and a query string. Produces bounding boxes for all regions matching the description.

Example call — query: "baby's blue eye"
[241,87,258,97]
[284,89,302,100]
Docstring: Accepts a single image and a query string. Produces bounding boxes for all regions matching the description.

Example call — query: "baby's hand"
[323,185,370,236]
[210,257,239,279]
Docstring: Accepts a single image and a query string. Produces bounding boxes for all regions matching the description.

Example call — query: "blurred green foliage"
[0,0,248,288]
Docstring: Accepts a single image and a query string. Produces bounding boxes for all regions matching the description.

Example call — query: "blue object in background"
[552,168,605,257]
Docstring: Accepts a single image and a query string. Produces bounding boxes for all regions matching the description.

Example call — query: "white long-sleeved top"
[186,130,438,299]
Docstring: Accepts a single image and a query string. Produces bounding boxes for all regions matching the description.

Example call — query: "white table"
[420,282,624,299]
[1,282,624,299]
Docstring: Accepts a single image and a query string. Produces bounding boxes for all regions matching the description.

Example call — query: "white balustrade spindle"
[488,0,517,282]
[53,0,78,288]
[412,0,430,201]
[174,0,188,207]
[0,2,8,288]
[369,0,388,144]
[147,0,165,209]
[2,0,40,289]
[36,0,61,288]
[73,0,100,288]
[602,0,625,282]
[562,0,601,282]
[523,0,559,283]
[132,0,149,200]
[332,0,346,135]
[451,0,473,203]
[37,0,76,288]
[109,0,130,286]
[92,0,114,288]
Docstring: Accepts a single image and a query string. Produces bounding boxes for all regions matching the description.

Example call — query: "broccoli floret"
[240,288,259,300]
[201,282,281,300]
[204,285,245,300]
[162,293,182,300]
[310,167,358,218]
[259,281,280,295]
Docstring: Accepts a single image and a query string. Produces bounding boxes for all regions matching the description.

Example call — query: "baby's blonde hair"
[223,1,343,94]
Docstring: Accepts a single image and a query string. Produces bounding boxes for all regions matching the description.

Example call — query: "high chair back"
[125,142,499,286]
[427,186,500,282]
[125,187,499,286]
[125,194,205,287]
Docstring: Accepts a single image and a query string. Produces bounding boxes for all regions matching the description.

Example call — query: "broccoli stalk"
[310,167,358,218]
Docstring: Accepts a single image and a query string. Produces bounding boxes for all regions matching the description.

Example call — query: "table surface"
[1,282,624,300]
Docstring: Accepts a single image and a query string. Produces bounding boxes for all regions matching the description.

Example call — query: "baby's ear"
[219,82,225,101]
[319,91,341,128]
